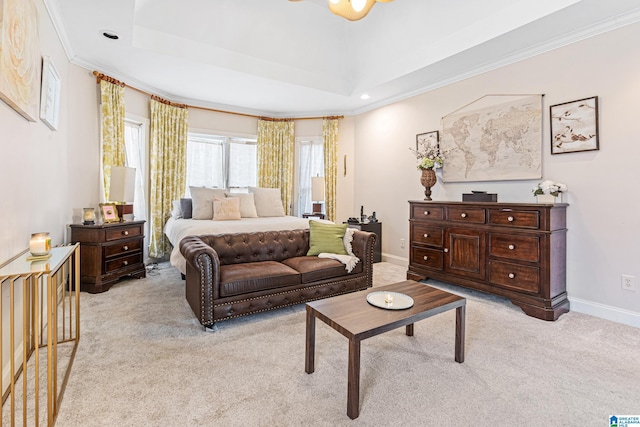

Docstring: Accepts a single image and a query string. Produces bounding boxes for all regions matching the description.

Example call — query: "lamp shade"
[109,166,136,203]
[311,176,325,202]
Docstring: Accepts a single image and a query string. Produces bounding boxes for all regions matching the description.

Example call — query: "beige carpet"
[30,262,640,426]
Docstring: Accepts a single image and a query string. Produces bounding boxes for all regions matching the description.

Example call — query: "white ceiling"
[46,0,640,117]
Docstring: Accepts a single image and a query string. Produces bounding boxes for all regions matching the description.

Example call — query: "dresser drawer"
[105,225,142,241]
[104,238,142,258]
[489,234,539,262]
[411,247,443,270]
[488,209,540,229]
[410,205,444,220]
[447,207,486,224]
[411,224,443,246]
[489,261,540,294]
[105,253,142,273]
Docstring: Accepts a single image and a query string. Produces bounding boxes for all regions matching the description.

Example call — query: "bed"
[164,216,313,275]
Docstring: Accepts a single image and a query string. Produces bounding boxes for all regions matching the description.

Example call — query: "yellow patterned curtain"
[148,98,189,258]
[100,80,126,201]
[257,119,295,215]
[322,118,339,222]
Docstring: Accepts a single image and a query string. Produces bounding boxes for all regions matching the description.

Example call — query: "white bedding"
[165,216,313,274]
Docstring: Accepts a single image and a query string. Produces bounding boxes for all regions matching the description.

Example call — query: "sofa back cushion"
[200,229,310,265]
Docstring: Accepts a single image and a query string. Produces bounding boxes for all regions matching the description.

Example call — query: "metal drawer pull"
[424,211,430,215]
[123,246,129,251]
[122,230,129,236]
[507,216,514,222]
[123,260,129,266]
[423,256,428,261]
[508,273,515,279]
[461,213,467,218]
[508,244,515,250]
[423,233,429,238]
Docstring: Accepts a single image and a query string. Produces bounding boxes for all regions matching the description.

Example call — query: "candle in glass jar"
[83,207,96,225]
[29,232,51,256]
[384,293,394,304]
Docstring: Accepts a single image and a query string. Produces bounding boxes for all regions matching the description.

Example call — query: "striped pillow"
[306,221,348,256]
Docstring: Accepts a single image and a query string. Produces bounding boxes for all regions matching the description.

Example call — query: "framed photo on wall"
[550,96,599,154]
[416,131,439,152]
[40,56,61,130]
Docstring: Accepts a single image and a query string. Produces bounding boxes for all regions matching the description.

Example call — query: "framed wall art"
[550,96,599,154]
[40,56,61,130]
[416,131,439,152]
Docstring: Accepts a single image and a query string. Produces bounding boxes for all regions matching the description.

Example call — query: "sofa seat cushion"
[219,261,301,297]
[282,256,361,284]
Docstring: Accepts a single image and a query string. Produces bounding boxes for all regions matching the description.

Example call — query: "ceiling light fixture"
[328,0,393,21]
[360,94,370,100]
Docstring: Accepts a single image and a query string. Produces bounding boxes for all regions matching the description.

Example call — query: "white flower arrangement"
[533,180,567,197]
[409,145,444,170]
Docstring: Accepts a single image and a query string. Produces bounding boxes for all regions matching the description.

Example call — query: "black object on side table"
[345,221,381,263]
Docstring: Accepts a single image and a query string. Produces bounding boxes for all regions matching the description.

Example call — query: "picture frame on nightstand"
[99,203,120,223]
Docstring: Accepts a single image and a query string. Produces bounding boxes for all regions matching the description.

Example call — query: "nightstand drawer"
[489,261,539,294]
[104,238,142,258]
[410,205,443,220]
[411,247,443,270]
[411,224,443,246]
[446,207,486,224]
[105,253,142,273]
[489,234,539,262]
[488,209,540,229]
[105,225,142,241]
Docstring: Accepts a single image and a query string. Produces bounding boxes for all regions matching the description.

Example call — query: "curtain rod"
[93,71,344,121]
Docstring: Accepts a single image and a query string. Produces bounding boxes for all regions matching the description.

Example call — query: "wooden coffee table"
[305,280,466,419]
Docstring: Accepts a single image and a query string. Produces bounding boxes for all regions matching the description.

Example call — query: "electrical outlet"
[400,238,405,248]
[621,274,636,291]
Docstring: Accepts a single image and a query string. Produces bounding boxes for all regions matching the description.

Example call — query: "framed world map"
[440,95,543,182]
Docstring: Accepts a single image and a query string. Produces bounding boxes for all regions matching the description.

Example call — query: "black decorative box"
[462,192,498,202]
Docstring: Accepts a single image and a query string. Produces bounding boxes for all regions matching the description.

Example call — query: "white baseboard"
[380,253,408,267]
[569,297,640,328]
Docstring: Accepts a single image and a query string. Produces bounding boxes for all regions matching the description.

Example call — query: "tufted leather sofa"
[180,228,376,330]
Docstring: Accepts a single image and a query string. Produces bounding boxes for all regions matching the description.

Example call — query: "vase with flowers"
[409,145,444,201]
[533,180,567,203]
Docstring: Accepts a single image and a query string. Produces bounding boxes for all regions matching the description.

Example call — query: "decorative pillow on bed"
[180,198,193,219]
[307,221,348,256]
[225,192,258,218]
[213,197,241,221]
[249,187,286,217]
[190,186,227,219]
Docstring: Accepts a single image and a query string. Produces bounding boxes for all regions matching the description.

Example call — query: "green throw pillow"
[307,221,348,256]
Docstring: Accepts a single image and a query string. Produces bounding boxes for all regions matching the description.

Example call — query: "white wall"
[354,21,640,326]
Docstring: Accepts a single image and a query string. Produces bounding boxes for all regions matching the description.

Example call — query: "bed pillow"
[213,197,242,221]
[171,200,183,219]
[249,187,286,217]
[225,192,258,218]
[190,187,227,219]
[307,221,348,256]
[180,198,193,219]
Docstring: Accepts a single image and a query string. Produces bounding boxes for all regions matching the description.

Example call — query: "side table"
[303,213,326,219]
[69,220,146,293]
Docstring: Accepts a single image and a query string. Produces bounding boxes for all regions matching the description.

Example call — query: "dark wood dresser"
[407,201,568,320]
[69,220,146,293]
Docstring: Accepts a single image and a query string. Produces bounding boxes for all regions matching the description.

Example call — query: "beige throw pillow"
[213,197,241,221]
[225,192,258,218]
[190,186,227,219]
[249,187,286,217]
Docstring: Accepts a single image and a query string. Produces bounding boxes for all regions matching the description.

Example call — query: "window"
[297,138,324,215]
[124,119,147,222]
[185,133,257,195]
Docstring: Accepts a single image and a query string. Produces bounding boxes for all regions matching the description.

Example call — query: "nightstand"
[345,221,382,263]
[69,220,146,293]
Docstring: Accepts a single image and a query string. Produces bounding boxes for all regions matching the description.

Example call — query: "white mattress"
[165,216,314,274]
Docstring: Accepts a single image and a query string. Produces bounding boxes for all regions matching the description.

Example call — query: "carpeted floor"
[21,262,640,426]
